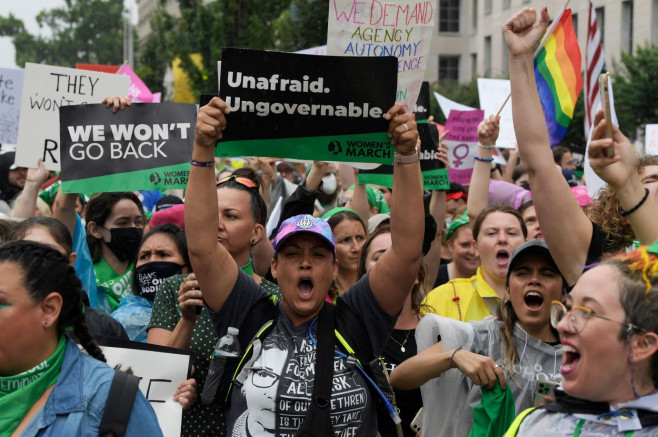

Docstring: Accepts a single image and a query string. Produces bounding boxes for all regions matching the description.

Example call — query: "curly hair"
[603,246,658,381]
[587,155,658,253]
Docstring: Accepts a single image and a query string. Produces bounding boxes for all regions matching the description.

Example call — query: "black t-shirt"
[379,329,422,437]
[433,263,450,289]
[209,270,396,437]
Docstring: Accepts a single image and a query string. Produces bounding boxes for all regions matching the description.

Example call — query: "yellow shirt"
[421,267,501,322]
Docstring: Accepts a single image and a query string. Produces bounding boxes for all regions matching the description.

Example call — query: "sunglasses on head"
[217,175,257,189]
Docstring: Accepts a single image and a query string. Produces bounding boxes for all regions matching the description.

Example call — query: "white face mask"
[321,173,337,195]
[445,217,452,228]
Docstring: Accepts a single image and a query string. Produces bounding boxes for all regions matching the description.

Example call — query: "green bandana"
[94,259,135,312]
[241,258,254,276]
[446,209,470,241]
[347,185,390,214]
[0,335,67,435]
[321,207,360,220]
[646,240,658,255]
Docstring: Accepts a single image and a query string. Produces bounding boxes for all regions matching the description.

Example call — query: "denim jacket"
[20,337,163,436]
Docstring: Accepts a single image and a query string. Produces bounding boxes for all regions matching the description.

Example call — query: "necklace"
[388,329,412,353]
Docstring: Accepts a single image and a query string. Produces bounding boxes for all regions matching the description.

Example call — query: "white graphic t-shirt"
[210,271,395,437]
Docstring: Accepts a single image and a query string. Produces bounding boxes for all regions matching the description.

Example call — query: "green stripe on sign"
[423,168,449,190]
[61,163,190,193]
[216,132,394,165]
[358,173,394,188]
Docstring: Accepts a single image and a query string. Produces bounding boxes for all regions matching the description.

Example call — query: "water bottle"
[201,327,241,405]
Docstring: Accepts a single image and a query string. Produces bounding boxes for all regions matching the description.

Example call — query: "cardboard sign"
[15,63,129,170]
[444,109,484,185]
[0,68,24,145]
[59,103,196,193]
[477,78,516,148]
[97,338,191,437]
[217,48,397,164]
[327,0,436,110]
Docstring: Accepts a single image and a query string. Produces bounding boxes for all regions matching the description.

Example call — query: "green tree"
[613,45,658,139]
[0,0,125,68]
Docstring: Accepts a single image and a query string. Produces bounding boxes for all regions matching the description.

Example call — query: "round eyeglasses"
[550,300,645,335]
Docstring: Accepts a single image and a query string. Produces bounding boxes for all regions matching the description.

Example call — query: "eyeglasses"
[216,175,257,189]
[550,300,646,335]
[245,366,279,388]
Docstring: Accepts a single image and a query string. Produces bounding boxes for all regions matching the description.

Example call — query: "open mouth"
[297,277,314,299]
[523,291,544,310]
[496,250,510,266]
[561,344,581,374]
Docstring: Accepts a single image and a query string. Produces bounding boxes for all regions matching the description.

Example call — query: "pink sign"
[117,64,158,103]
[444,109,484,185]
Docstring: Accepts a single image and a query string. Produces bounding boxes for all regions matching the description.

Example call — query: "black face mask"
[132,261,183,301]
[105,227,144,262]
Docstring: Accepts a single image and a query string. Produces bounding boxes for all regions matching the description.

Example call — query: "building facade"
[425,0,658,84]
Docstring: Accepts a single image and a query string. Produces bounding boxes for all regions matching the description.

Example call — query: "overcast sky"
[0,0,137,70]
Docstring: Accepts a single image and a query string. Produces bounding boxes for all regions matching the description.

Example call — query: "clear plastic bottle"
[201,327,240,405]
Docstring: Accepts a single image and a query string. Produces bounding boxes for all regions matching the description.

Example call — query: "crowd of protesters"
[1,6,658,437]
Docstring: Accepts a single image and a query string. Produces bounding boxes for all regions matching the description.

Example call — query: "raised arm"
[368,106,424,316]
[11,158,49,218]
[52,188,79,238]
[185,98,238,312]
[504,7,592,285]
[467,115,500,223]
[589,110,658,245]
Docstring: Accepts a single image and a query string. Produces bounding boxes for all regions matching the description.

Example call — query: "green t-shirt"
[93,258,134,313]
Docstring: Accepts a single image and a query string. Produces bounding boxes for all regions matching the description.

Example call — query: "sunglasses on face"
[550,300,645,335]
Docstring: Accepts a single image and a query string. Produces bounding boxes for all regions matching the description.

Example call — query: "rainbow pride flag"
[534,9,583,147]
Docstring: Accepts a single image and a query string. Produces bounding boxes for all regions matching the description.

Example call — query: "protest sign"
[477,78,516,148]
[216,48,397,164]
[0,68,24,145]
[15,63,129,171]
[358,122,448,189]
[59,103,196,193]
[295,45,327,55]
[117,63,160,103]
[646,124,658,156]
[444,109,484,185]
[415,81,431,121]
[327,0,436,110]
[359,82,448,189]
[98,338,191,437]
[434,91,476,120]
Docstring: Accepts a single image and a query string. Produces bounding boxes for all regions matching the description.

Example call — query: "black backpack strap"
[296,302,335,437]
[99,370,141,437]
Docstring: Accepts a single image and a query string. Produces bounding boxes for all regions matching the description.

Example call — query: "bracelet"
[619,188,649,217]
[394,148,420,165]
[190,157,215,167]
[478,143,496,150]
[450,346,464,368]
[474,155,494,163]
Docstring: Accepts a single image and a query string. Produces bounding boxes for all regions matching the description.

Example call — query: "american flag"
[584,1,606,137]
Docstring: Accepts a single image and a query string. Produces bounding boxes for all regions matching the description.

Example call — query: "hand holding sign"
[103,94,132,113]
[196,97,230,147]
[385,104,418,154]
[173,376,197,411]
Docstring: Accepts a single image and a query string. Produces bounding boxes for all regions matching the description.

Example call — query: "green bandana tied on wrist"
[445,209,470,241]
[0,335,67,435]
